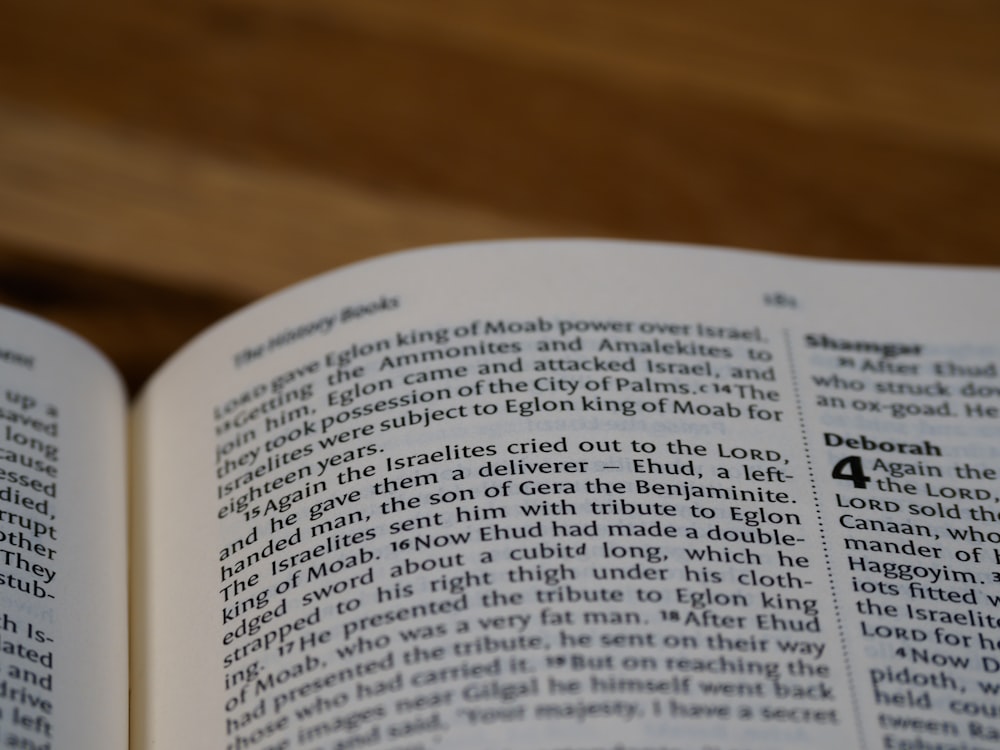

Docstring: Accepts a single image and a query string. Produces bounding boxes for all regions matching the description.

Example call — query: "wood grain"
[0,105,548,295]
[0,1,998,380]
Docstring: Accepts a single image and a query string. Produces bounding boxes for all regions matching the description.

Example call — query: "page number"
[764,292,798,309]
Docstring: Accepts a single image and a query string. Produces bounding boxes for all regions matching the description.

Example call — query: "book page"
[0,307,128,750]
[134,240,1000,749]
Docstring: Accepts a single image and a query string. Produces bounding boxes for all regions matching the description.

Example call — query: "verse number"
[832,455,870,489]
[763,292,798,308]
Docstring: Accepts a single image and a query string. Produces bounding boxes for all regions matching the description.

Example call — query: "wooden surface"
[1,1,998,391]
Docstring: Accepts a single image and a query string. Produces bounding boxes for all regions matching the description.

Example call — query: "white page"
[0,307,127,750]
[134,240,1000,750]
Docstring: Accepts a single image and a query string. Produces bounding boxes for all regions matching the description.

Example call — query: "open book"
[3,239,1000,750]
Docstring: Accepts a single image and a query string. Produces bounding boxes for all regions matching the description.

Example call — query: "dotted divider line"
[782,329,868,750]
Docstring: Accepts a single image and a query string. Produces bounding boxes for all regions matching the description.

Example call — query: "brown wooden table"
[1,0,998,391]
